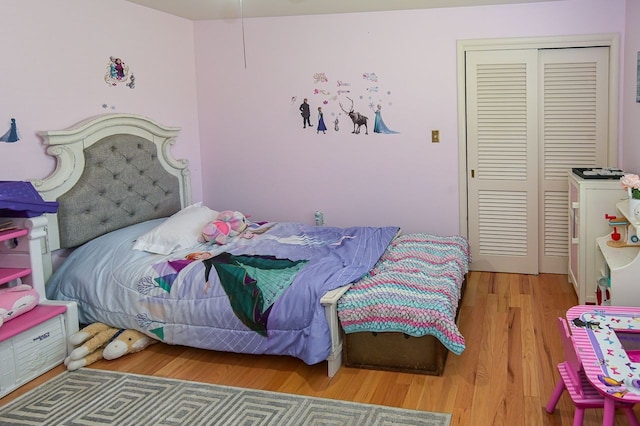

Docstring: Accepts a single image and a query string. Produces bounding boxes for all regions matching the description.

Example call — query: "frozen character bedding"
[46,219,399,365]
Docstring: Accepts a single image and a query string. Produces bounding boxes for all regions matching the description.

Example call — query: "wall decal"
[0,118,19,143]
[339,96,369,135]
[362,72,378,82]
[295,71,398,135]
[105,56,135,88]
[370,104,398,134]
[317,107,327,134]
[313,73,328,83]
[299,98,312,129]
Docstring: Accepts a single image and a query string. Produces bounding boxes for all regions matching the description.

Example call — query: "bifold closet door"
[537,47,609,274]
[465,46,609,274]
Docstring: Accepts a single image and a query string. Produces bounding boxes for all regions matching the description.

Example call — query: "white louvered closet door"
[538,47,609,274]
[466,50,539,274]
[466,47,610,274]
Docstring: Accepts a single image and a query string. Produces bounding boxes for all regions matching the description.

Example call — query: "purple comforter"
[47,220,398,364]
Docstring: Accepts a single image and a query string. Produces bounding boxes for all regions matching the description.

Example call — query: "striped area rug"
[0,369,451,425]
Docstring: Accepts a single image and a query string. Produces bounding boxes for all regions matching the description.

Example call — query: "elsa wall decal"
[0,118,19,143]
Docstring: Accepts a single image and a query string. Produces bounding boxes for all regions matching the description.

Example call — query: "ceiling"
[124,0,559,21]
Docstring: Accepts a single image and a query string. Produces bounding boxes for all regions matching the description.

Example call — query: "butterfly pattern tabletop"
[567,305,640,400]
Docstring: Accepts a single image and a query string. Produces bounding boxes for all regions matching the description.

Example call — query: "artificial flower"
[620,173,640,199]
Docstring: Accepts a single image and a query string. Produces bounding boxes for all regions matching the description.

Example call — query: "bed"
[337,233,469,375]
[34,113,468,377]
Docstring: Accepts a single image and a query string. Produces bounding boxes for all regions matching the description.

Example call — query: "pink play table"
[567,305,640,426]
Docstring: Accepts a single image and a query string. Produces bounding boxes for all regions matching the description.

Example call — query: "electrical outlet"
[431,130,440,143]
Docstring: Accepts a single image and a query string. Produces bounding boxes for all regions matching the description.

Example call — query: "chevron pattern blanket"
[337,233,470,355]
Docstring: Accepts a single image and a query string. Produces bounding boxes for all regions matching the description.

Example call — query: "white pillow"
[133,203,219,255]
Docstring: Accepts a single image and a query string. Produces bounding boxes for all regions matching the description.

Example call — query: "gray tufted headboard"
[55,134,182,248]
[33,114,191,258]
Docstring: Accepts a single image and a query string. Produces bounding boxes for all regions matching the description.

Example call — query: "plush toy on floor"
[65,322,157,371]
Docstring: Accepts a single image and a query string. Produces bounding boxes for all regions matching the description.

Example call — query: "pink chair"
[546,317,639,426]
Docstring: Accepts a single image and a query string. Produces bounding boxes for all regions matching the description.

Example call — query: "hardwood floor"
[2,271,637,425]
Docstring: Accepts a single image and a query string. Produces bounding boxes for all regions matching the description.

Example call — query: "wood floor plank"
[505,307,524,425]
[520,294,541,398]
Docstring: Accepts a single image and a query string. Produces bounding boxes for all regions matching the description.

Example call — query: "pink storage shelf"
[0,304,67,342]
[0,227,31,285]
[0,267,32,285]
[0,228,28,240]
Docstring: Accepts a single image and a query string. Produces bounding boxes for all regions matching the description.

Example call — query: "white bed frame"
[32,113,347,377]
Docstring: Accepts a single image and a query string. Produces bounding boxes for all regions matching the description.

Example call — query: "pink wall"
[0,0,203,200]
[2,1,632,236]
[195,0,627,234]
[622,0,640,174]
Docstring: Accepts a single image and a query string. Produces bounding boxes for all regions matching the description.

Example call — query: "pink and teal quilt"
[337,233,470,355]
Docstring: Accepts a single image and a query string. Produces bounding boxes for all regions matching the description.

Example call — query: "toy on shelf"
[611,226,621,241]
[596,278,611,305]
[605,213,640,248]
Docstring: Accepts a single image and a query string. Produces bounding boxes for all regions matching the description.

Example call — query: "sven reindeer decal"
[339,97,368,135]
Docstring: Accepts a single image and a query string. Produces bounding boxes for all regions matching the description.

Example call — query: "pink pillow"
[0,285,39,327]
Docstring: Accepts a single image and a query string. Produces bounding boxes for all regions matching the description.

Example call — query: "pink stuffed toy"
[0,284,39,328]
[200,210,249,245]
